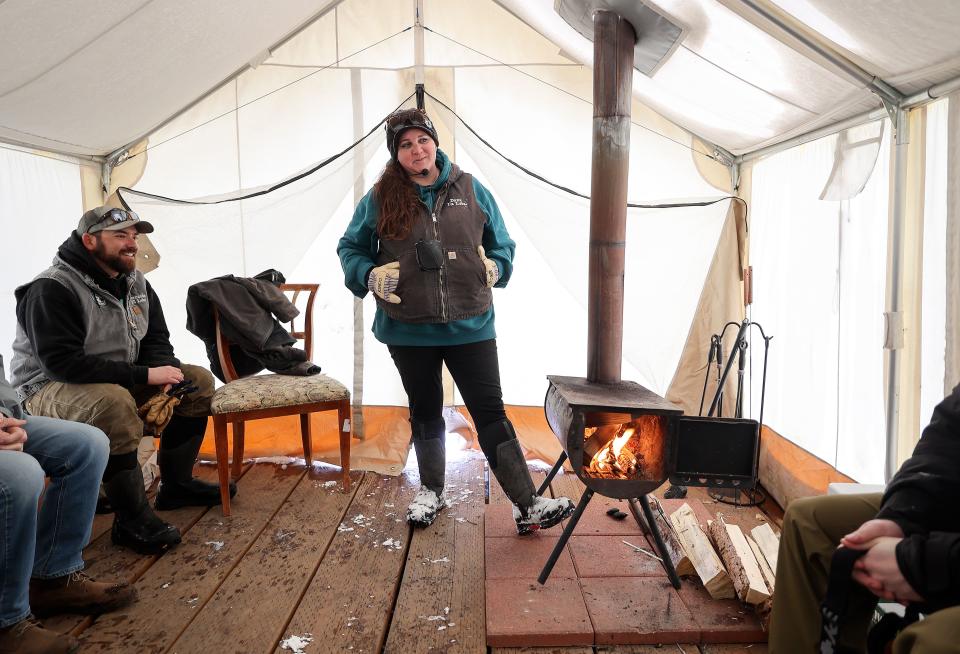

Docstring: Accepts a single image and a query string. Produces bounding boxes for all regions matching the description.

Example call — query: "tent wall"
[743,95,956,483]
[0,145,92,370]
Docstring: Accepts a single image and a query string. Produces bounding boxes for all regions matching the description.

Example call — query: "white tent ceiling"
[1,0,958,158]
[0,0,335,156]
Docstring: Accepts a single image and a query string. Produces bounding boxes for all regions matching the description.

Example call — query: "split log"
[670,503,734,599]
[747,534,775,592]
[707,514,770,605]
[751,522,780,573]
[647,497,694,576]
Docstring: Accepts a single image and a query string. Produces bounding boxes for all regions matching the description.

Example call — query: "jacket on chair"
[186,270,320,382]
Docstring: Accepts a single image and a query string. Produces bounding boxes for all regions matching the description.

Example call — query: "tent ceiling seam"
[0,139,104,165]
[679,45,819,115]
[0,122,101,153]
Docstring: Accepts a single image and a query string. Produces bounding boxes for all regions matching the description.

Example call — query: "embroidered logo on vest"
[446,198,468,207]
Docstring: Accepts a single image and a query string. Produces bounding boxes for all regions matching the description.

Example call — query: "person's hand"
[847,536,924,604]
[368,262,401,304]
[478,246,499,288]
[0,416,28,451]
[841,518,904,548]
[147,365,183,389]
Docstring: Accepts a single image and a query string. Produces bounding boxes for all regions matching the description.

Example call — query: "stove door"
[668,416,759,489]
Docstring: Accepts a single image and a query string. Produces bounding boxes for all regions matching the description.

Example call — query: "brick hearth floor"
[484,497,767,647]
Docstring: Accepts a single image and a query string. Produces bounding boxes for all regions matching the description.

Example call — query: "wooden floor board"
[45,465,236,636]
[167,467,363,653]
[383,458,486,653]
[699,645,768,653]
[492,648,593,654]
[275,470,419,653]
[76,463,305,653]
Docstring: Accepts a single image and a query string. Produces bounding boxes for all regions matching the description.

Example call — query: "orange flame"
[588,426,639,477]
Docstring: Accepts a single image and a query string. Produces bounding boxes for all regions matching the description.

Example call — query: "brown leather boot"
[29,571,137,617]
[0,615,79,654]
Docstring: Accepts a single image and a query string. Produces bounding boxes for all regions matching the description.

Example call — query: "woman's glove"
[478,246,500,287]
[367,261,401,304]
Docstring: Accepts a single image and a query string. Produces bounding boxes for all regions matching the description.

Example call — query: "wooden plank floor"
[57,457,773,654]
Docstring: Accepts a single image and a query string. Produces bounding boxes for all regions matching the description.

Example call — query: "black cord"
[117,92,416,208]
[119,85,750,226]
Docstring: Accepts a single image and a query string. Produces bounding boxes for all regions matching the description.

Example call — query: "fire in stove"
[584,415,667,480]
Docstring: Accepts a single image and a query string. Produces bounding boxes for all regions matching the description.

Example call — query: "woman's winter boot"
[481,420,575,535]
[406,416,447,527]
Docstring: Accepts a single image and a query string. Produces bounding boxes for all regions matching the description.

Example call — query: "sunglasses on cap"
[98,208,140,225]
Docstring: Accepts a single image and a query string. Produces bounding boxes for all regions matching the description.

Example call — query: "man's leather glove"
[367,261,401,304]
[137,393,181,436]
[478,246,500,287]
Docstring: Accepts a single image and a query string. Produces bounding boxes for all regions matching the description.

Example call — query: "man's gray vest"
[10,256,150,398]
[374,166,493,323]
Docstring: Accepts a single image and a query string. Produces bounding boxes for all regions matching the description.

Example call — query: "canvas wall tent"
[1,0,958,484]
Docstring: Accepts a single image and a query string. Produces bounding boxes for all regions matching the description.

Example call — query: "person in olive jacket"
[337,108,574,533]
[769,384,960,652]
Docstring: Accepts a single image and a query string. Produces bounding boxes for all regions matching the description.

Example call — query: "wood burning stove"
[535,376,760,585]
[530,7,761,586]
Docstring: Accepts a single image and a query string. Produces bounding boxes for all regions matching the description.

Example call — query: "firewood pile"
[649,497,780,606]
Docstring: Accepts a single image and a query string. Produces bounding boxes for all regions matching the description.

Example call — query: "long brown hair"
[373,160,421,240]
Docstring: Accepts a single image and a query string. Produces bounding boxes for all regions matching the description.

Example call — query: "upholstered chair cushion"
[211,373,350,414]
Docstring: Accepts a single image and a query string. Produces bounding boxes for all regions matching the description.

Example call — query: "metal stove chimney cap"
[554,0,685,76]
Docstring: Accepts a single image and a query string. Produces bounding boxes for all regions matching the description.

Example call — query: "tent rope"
[424,91,748,223]
[118,89,748,231]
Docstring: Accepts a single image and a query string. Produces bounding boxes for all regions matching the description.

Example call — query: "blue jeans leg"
[0,451,44,628]
[22,416,109,580]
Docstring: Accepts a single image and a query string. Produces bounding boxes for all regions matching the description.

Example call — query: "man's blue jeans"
[0,416,108,627]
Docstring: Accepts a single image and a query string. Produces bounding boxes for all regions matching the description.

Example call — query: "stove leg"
[632,496,682,590]
[535,451,568,497]
[537,487,593,585]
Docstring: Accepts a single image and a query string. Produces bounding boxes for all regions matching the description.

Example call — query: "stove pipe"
[587,10,637,384]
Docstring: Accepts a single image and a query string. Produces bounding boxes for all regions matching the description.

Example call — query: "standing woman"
[337,108,574,533]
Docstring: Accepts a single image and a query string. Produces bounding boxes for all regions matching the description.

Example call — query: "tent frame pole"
[884,107,909,481]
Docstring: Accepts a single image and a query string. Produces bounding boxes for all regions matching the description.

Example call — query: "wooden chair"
[209,283,351,516]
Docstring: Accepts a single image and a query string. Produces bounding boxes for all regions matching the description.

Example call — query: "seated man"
[10,206,235,555]
[0,358,136,654]
[769,385,960,653]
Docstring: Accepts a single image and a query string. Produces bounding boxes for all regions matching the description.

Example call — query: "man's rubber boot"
[95,484,114,514]
[155,416,236,510]
[105,467,181,555]
[406,416,446,528]
[482,420,576,535]
[0,616,79,654]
